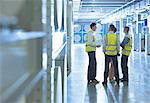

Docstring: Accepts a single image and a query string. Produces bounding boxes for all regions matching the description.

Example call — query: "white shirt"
[87,29,96,47]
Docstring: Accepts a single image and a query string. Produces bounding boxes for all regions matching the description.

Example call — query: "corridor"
[67,44,150,103]
[1,0,150,103]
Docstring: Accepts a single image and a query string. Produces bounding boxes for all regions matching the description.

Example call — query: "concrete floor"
[67,44,150,103]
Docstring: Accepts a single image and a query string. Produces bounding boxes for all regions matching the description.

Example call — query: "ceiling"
[73,0,132,22]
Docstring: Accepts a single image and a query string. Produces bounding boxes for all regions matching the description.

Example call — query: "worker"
[109,27,117,82]
[85,22,100,84]
[120,26,132,82]
[102,24,120,86]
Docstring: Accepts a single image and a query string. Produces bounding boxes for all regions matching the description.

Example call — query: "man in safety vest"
[85,22,100,84]
[120,26,132,82]
[102,24,120,86]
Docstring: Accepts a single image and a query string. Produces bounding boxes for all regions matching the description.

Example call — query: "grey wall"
[0,0,43,31]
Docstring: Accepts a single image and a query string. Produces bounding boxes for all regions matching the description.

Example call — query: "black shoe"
[120,78,128,82]
[92,79,99,84]
[88,80,92,84]
[102,82,107,86]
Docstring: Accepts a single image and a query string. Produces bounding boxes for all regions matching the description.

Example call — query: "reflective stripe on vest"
[106,44,117,46]
[106,50,117,52]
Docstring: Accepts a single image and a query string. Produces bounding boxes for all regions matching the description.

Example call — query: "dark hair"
[109,24,115,31]
[114,27,117,33]
[124,26,129,32]
[90,22,96,29]
[109,24,115,28]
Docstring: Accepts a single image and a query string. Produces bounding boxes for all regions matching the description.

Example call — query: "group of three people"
[85,22,132,86]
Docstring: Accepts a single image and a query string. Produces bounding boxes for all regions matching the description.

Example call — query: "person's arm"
[120,37,129,48]
[130,38,132,48]
[102,35,106,53]
[117,34,120,54]
[129,37,132,49]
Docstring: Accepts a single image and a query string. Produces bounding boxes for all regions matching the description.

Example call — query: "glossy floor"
[67,44,150,103]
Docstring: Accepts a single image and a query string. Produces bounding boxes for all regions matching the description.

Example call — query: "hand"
[117,53,120,56]
[120,45,124,49]
[120,44,124,49]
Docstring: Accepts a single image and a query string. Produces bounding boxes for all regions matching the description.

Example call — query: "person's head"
[109,24,115,32]
[124,26,129,34]
[109,24,115,28]
[90,22,97,31]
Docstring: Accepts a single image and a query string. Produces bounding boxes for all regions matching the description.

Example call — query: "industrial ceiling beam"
[81,5,122,7]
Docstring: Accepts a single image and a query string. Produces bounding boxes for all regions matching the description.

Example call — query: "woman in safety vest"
[109,27,117,82]
[102,24,120,86]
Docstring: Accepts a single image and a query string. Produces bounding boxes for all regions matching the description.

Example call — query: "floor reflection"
[119,84,129,103]
[67,44,150,103]
[87,84,97,103]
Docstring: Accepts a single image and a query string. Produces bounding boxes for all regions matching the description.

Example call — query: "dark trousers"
[104,55,119,83]
[121,54,129,80]
[87,51,97,81]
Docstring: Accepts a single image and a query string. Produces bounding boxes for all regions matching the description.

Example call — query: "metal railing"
[51,42,67,103]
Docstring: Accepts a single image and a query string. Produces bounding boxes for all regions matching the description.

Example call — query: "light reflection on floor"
[67,44,150,103]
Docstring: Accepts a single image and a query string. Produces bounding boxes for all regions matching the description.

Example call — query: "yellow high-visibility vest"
[104,33,117,55]
[122,35,132,56]
[85,30,96,52]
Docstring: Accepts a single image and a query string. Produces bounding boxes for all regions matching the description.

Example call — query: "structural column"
[46,0,52,103]
[66,0,73,74]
